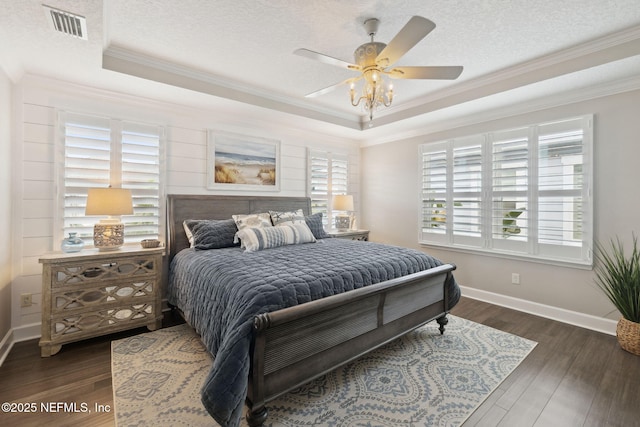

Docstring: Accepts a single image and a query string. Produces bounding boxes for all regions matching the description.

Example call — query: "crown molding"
[102,45,362,130]
[369,24,640,128]
[361,74,640,147]
[99,24,640,133]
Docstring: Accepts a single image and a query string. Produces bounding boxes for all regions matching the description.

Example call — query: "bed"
[166,194,460,427]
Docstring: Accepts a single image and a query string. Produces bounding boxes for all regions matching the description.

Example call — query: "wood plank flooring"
[0,298,638,427]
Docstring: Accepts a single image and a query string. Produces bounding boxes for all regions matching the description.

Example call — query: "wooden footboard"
[245,263,456,426]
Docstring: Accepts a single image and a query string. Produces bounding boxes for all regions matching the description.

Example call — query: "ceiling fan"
[294,16,463,124]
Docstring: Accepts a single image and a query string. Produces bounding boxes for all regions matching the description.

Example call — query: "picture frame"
[206,130,280,191]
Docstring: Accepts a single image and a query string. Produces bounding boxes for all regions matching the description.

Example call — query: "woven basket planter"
[616,317,640,355]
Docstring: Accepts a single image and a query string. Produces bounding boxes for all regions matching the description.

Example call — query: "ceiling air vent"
[42,4,88,40]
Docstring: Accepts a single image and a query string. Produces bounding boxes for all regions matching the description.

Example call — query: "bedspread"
[168,238,460,427]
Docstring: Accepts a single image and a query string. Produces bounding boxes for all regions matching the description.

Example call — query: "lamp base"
[93,222,125,251]
[335,215,351,231]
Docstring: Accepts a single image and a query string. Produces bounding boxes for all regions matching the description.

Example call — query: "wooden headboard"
[166,194,312,262]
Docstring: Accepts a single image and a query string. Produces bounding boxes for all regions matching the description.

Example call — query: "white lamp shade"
[85,188,133,216]
[332,194,354,211]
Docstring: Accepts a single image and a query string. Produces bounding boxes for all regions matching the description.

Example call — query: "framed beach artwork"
[206,130,280,191]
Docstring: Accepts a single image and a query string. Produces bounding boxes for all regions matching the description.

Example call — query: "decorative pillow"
[232,212,273,230]
[235,223,316,252]
[183,219,239,250]
[269,209,305,226]
[305,212,330,239]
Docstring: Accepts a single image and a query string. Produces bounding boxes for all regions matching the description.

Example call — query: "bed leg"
[436,315,448,335]
[246,405,268,427]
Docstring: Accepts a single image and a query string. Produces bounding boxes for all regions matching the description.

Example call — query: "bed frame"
[166,194,457,426]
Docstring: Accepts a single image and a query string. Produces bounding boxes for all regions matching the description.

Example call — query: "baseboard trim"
[12,322,41,343]
[0,322,41,366]
[460,285,617,336]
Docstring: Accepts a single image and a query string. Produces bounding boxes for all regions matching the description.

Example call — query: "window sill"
[419,241,593,270]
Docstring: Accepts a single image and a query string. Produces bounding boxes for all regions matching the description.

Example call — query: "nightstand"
[38,245,164,357]
[327,229,370,241]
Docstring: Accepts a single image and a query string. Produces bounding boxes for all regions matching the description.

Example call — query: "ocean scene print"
[213,137,277,186]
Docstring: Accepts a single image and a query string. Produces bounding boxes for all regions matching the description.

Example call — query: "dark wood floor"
[0,298,638,427]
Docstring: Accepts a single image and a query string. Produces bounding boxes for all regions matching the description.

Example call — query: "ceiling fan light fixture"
[294,15,462,127]
[350,70,393,124]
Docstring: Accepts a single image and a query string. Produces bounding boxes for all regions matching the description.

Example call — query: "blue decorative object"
[61,232,84,253]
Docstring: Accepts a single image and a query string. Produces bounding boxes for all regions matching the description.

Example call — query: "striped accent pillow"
[235,223,316,252]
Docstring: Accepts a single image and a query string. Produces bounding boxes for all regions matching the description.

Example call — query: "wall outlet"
[20,293,33,307]
[511,273,521,285]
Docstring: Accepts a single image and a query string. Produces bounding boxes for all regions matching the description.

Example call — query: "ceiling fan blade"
[376,16,436,68]
[388,66,463,80]
[304,76,362,98]
[294,48,360,71]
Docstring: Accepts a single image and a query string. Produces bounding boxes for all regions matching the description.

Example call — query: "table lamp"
[332,194,354,231]
[85,187,133,251]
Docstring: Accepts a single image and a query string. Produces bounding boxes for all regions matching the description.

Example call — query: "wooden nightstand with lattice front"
[38,246,164,357]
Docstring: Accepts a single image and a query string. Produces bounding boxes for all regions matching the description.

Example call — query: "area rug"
[111,316,536,426]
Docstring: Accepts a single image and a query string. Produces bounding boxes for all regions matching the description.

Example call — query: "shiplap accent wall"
[11,75,360,336]
[0,68,12,358]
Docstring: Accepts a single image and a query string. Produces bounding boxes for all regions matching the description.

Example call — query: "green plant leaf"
[594,234,640,323]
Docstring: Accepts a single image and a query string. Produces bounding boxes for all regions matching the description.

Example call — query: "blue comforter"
[168,238,460,427]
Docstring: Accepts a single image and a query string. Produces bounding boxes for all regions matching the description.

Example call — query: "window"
[421,115,593,266]
[57,112,164,245]
[308,149,349,227]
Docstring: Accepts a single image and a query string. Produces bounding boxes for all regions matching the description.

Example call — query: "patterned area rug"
[111,316,536,426]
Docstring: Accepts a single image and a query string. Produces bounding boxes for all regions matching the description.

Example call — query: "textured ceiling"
[2,0,640,141]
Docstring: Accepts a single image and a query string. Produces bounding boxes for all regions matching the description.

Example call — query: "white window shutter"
[452,137,484,247]
[58,112,163,246]
[491,127,530,253]
[308,150,349,227]
[420,142,448,243]
[121,122,162,242]
[420,115,593,267]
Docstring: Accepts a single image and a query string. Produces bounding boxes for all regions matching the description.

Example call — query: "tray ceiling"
[2,0,640,141]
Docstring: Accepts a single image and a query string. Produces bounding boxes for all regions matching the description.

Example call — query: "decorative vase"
[61,232,84,253]
[616,317,640,356]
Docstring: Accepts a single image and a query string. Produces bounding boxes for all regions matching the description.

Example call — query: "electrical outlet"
[20,293,33,307]
[511,273,521,285]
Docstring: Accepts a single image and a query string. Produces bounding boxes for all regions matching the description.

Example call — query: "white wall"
[361,89,640,326]
[0,67,12,359]
[9,74,360,337]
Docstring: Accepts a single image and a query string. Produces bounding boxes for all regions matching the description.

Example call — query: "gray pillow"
[183,219,239,250]
[305,212,330,239]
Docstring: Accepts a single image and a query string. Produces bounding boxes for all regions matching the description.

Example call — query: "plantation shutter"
[536,118,590,261]
[58,112,163,246]
[452,137,484,247]
[61,114,112,242]
[420,115,592,266]
[420,142,448,243]
[121,122,162,241]
[308,150,348,227]
[491,127,529,253]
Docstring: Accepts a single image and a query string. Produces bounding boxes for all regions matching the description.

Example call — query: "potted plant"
[594,234,640,355]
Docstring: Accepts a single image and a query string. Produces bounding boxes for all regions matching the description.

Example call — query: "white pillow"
[269,209,305,226]
[232,212,273,230]
[235,223,316,252]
